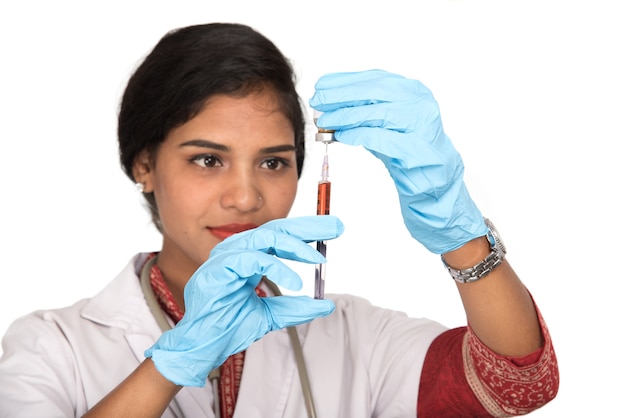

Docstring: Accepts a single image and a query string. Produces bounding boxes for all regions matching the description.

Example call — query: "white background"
[1,1,624,416]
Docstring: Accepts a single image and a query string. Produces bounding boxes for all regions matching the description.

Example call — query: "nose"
[220,169,263,213]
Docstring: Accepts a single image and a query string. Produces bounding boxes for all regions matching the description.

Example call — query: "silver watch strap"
[442,218,506,283]
[442,248,504,283]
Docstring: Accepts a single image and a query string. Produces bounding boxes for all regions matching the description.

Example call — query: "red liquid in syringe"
[314,152,331,299]
[317,181,331,216]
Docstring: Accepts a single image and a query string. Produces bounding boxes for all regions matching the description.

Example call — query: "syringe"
[315,149,331,299]
[314,117,334,300]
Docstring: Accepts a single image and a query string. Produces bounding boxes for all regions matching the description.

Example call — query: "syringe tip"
[321,153,329,181]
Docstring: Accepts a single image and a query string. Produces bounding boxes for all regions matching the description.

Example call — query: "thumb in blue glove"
[145,215,344,386]
[309,69,487,254]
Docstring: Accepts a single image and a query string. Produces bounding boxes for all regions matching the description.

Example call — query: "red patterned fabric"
[147,253,183,323]
[463,309,558,417]
[144,253,266,418]
[418,306,559,417]
[418,327,485,417]
[219,352,244,417]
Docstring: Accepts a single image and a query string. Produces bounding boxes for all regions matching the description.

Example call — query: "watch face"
[485,218,506,254]
[486,230,497,247]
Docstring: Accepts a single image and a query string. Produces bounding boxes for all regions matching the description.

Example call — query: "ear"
[131,150,155,193]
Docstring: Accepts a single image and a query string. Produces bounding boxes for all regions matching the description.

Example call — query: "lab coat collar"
[79,253,214,417]
[80,253,157,334]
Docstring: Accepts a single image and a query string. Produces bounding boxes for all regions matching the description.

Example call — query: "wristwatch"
[441,218,507,284]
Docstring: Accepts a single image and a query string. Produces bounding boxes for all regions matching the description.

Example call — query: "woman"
[0,23,558,417]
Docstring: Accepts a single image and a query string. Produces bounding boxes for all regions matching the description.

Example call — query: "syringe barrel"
[313,115,332,299]
[314,249,326,300]
[314,181,330,300]
[317,181,331,215]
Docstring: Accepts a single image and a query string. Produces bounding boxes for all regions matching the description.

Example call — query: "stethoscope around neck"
[140,255,317,418]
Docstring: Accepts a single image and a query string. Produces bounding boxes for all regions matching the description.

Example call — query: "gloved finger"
[259,215,344,242]
[309,70,432,112]
[189,250,309,293]
[313,69,404,90]
[263,295,335,329]
[214,230,326,265]
[315,101,441,134]
[214,216,343,262]
[331,126,453,171]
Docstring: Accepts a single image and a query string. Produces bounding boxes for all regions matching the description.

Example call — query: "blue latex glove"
[145,215,343,387]
[309,69,487,254]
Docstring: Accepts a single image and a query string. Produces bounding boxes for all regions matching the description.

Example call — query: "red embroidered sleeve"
[417,307,559,417]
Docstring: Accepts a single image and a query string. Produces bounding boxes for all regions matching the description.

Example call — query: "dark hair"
[118,23,305,229]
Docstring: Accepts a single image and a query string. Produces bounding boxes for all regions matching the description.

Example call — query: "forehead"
[202,90,284,119]
[165,91,295,146]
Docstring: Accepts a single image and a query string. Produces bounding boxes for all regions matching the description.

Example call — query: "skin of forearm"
[83,359,181,418]
[442,236,543,357]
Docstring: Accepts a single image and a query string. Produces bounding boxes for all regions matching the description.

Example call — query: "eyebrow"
[180,139,296,154]
[261,144,297,154]
[180,139,229,151]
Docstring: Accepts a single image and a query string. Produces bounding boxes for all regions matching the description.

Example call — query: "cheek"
[271,177,298,215]
[153,173,208,222]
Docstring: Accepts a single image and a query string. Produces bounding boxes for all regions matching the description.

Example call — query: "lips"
[209,223,258,240]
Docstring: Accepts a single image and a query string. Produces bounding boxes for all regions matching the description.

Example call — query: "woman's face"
[135,90,299,276]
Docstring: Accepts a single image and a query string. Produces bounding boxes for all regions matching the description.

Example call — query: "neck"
[155,246,201,313]
[157,252,195,312]
[157,266,186,314]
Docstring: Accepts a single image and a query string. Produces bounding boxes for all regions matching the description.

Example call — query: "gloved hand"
[145,215,343,387]
[309,69,486,254]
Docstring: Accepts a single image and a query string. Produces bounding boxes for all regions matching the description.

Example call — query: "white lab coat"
[0,254,447,418]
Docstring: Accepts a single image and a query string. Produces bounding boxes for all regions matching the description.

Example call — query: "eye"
[261,157,290,170]
[191,154,222,168]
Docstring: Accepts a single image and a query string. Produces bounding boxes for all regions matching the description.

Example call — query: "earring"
[135,182,145,193]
